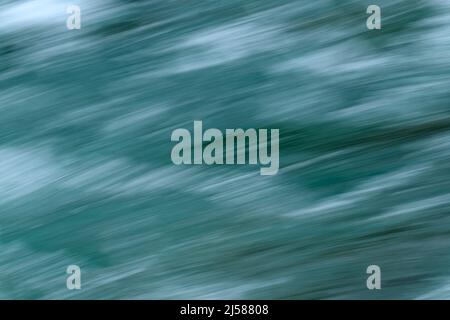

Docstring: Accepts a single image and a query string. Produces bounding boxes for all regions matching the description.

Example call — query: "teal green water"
[0,0,450,299]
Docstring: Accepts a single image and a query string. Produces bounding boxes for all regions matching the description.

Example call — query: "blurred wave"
[0,0,450,299]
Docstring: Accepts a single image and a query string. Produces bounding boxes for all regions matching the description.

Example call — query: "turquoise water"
[0,0,450,299]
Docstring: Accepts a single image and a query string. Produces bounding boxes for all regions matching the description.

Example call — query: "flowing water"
[0,0,450,299]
